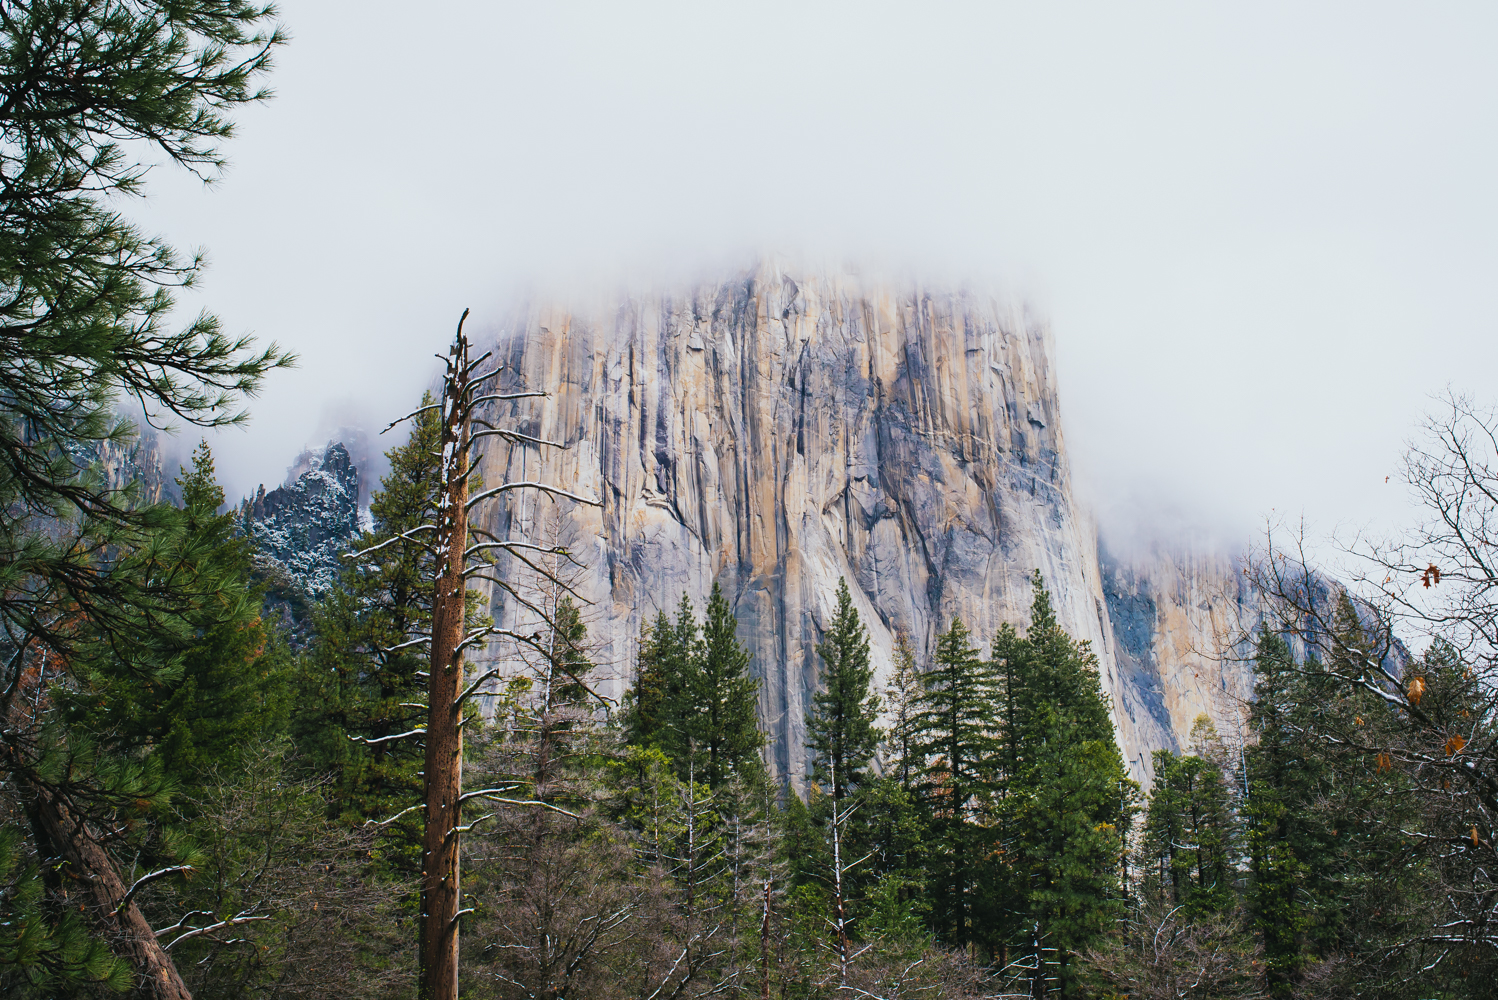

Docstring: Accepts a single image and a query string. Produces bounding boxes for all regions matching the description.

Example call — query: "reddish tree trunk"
[29,784,193,1000]
[418,371,471,1000]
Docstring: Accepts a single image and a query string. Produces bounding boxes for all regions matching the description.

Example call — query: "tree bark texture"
[418,350,471,1000]
[28,783,194,1000]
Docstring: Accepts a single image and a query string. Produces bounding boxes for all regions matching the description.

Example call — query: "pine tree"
[626,594,700,770]
[9,441,291,998]
[803,578,884,974]
[807,577,882,801]
[57,442,289,786]
[1141,717,1241,918]
[883,633,923,792]
[623,609,675,750]
[1002,573,1137,996]
[911,614,998,947]
[294,395,443,848]
[693,582,764,790]
[1245,616,1413,997]
[0,12,288,978]
[1244,632,1315,996]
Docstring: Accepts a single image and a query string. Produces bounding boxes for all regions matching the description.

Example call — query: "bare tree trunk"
[760,877,772,1000]
[395,310,599,998]
[28,783,193,1000]
[419,343,472,1000]
[831,792,850,992]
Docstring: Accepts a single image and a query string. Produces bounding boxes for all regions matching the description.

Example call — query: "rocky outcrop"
[94,427,174,505]
[1099,541,1260,775]
[241,442,362,598]
[471,262,1258,786]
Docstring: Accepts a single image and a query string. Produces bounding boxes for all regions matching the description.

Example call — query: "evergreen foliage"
[1141,717,1241,918]
[0,5,288,992]
[56,443,290,786]
[624,585,762,790]
[0,0,291,665]
[911,614,998,947]
[1000,575,1136,993]
[1243,621,1416,998]
[695,582,764,789]
[807,577,882,800]
[883,633,923,791]
[622,608,675,751]
[293,397,441,844]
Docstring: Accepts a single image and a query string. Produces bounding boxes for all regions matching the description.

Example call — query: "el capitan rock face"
[472,262,1256,785]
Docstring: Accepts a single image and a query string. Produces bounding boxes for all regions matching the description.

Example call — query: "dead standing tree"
[353,310,599,1000]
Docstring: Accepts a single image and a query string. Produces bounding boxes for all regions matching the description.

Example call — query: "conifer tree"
[1141,717,1241,918]
[693,582,764,790]
[7,442,291,998]
[1002,573,1136,996]
[911,615,998,947]
[0,9,288,992]
[1244,618,1411,997]
[883,633,923,791]
[623,609,675,750]
[295,395,443,849]
[57,442,289,786]
[807,578,882,801]
[625,594,700,770]
[624,587,761,789]
[1244,632,1316,996]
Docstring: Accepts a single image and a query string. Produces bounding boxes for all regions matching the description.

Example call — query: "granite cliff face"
[472,263,1258,784]
[95,427,173,504]
[1099,541,1260,776]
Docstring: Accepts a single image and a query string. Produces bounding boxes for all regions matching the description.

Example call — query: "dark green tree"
[1244,615,1414,998]
[623,587,762,789]
[1000,574,1137,996]
[883,632,923,792]
[292,397,442,863]
[622,608,676,752]
[623,594,699,769]
[0,6,288,993]
[56,442,290,787]
[1244,632,1319,996]
[692,582,764,790]
[807,577,881,801]
[911,614,999,948]
[1141,717,1241,918]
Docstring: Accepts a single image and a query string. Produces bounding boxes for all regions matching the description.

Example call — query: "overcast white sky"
[137,2,1498,552]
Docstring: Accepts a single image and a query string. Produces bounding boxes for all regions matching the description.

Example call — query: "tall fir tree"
[623,608,675,750]
[911,614,999,947]
[883,633,923,792]
[57,442,290,787]
[5,441,287,996]
[807,577,882,801]
[624,587,763,790]
[1002,574,1137,996]
[1245,613,1412,998]
[1141,717,1241,918]
[804,578,883,972]
[692,582,764,790]
[293,395,443,858]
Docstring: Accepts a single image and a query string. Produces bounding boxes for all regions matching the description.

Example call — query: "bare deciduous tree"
[1245,392,1498,983]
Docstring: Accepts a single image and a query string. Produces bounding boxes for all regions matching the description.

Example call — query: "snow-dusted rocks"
[241,442,361,598]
